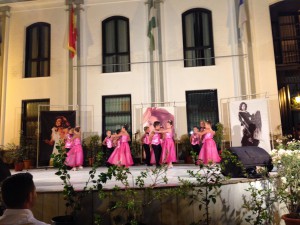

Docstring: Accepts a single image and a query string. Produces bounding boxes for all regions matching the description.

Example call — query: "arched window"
[182,9,215,67]
[102,16,130,73]
[25,22,50,77]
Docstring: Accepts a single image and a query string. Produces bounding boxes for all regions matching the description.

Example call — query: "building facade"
[0,0,281,150]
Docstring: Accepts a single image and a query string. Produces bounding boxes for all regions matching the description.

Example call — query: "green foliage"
[2,131,37,163]
[19,130,37,161]
[220,149,246,178]
[274,135,300,150]
[95,165,177,225]
[178,162,227,225]
[3,143,24,163]
[130,139,141,158]
[179,134,194,156]
[52,141,104,217]
[274,152,300,218]
[82,134,102,159]
[213,123,224,150]
[242,180,277,225]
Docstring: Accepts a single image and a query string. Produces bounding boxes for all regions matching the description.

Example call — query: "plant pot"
[125,222,147,225]
[14,162,24,171]
[51,215,74,225]
[282,214,300,225]
[185,155,194,164]
[88,157,94,166]
[23,159,31,169]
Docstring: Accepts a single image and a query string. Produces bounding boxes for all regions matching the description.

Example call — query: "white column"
[0,6,10,145]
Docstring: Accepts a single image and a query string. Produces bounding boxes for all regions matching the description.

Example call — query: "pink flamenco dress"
[160,131,177,163]
[65,137,84,167]
[107,135,134,167]
[198,132,221,164]
[64,133,74,151]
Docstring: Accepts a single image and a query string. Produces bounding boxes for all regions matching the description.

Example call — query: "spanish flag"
[68,5,77,58]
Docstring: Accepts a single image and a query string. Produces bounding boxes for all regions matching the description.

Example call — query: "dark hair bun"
[123,124,129,131]
[205,120,212,125]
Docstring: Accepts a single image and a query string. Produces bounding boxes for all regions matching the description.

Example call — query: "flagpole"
[157,0,164,104]
[66,1,74,111]
[75,0,82,126]
[147,0,164,106]
[147,0,155,105]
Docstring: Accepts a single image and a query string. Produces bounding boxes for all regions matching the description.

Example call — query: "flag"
[68,5,77,58]
[238,0,247,42]
[147,0,157,51]
[0,21,2,56]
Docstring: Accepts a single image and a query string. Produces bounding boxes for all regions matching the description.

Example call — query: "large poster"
[229,99,271,152]
[39,111,76,167]
[142,107,175,131]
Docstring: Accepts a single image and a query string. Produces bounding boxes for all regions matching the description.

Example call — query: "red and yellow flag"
[68,5,77,58]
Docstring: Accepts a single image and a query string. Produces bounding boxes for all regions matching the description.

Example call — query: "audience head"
[1,173,36,209]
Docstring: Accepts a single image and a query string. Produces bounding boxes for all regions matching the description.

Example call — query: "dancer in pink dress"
[64,127,74,152]
[103,130,114,163]
[107,124,134,167]
[157,120,176,168]
[190,126,200,156]
[65,126,84,171]
[197,120,221,164]
[149,121,163,167]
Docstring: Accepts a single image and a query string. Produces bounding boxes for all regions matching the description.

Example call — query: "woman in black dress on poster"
[238,102,260,146]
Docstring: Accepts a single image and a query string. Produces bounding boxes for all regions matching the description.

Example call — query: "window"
[21,99,50,138]
[102,95,131,135]
[182,8,215,67]
[272,13,300,64]
[21,99,50,151]
[102,16,130,73]
[25,22,50,78]
[186,90,219,133]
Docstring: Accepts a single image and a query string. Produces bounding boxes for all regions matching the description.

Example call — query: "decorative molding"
[0,0,34,4]
[0,6,11,12]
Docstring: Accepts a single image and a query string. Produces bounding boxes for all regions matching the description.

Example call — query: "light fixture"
[296,95,300,104]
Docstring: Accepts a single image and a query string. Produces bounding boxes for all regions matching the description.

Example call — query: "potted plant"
[270,137,300,224]
[51,141,103,225]
[3,143,24,171]
[178,134,194,163]
[130,137,142,165]
[21,133,37,169]
[213,122,224,151]
[82,134,101,166]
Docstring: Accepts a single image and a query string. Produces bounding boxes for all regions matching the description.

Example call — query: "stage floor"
[11,165,252,192]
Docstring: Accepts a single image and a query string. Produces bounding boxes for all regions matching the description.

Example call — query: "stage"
[9,165,285,225]
[11,164,253,192]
